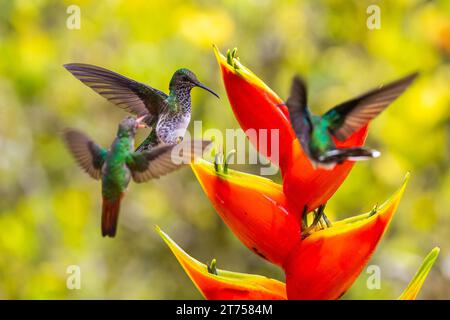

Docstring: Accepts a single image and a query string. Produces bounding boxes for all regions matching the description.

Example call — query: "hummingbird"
[63,63,219,152]
[285,72,418,169]
[63,116,212,237]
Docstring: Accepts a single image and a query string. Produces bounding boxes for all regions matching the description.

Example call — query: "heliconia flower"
[213,45,295,172]
[156,226,287,300]
[398,247,440,300]
[213,45,369,214]
[284,174,408,300]
[191,158,300,267]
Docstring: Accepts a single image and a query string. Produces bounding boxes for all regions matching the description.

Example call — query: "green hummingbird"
[63,116,212,237]
[285,72,418,169]
[63,63,219,152]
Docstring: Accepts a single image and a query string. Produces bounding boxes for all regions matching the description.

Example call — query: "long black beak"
[196,81,220,98]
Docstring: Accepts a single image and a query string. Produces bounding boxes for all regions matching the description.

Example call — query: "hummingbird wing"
[135,126,159,152]
[62,128,108,180]
[64,63,167,122]
[324,72,418,141]
[127,139,212,183]
[286,76,313,156]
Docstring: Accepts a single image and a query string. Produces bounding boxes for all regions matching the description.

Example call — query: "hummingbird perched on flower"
[63,116,212,237]
[285,72,418,169]
[63,63,219,152]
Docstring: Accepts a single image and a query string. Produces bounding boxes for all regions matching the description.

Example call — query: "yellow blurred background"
[0,0,449,299]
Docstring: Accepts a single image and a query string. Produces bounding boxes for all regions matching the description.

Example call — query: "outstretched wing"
[64,63,168,121]
[62,128,108,180]
[324,72,418,141]
[127,140,212,183]
[286,75,313,155]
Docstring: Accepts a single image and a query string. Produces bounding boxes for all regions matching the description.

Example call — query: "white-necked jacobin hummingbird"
[285,72,418,169]
[63,63,219,152]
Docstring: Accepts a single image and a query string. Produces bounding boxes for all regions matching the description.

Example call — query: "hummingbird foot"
[301,205,309,230]
[322,212,333,228]
[301,209,322,240]
[301,203,332,239]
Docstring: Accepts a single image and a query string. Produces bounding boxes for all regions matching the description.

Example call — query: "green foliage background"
[0,0,449,299]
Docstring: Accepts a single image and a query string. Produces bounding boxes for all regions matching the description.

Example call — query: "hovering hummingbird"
[63,63,219,152]
[285,73,418,169]
[63,116,212,237]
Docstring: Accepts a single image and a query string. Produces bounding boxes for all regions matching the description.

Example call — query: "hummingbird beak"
[195,81,220,99]
[135,115,147,128]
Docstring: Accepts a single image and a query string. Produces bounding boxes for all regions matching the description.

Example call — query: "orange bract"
[160,174,437,300]
[284,175,408,299]
[191,159,300,267]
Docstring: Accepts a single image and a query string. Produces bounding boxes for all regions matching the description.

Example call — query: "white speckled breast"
[156,112,191,144]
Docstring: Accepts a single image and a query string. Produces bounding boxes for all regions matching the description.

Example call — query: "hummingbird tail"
[320,147,380,164]
[101,195,123,237]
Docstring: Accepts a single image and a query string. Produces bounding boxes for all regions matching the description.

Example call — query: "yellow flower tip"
[155,225,175,249]
[156,227,287,300]
[381,171,410,211]
[155,227,211,298]
[212,45,281,99]
[155,226,207,274]
[398,247,440,300]
[329,174,409,232]
[404,171,411,184]
[212,44,231,70]
[156,227,199,280]
[155,226,176,250]
[212,44,221,59]
[431,246,440,256]
[366,171,409,220]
